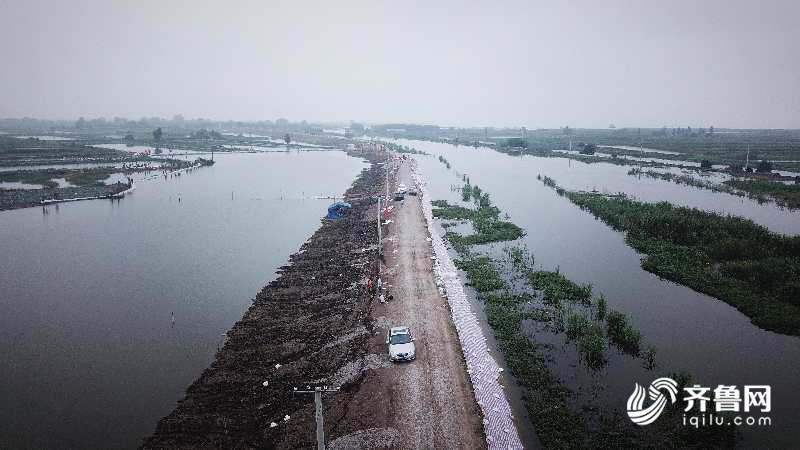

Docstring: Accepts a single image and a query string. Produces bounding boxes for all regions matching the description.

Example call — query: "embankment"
[141,150,384,449]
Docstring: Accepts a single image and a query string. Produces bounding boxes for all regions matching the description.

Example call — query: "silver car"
[387,326,416,362]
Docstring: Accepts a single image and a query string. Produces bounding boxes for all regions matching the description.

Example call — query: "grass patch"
[595,294,607,321]
[578,321,606,369]
[432,202,476,220]
[566,311,590,338]
[461,184,472,201]
[454,255,505,292]
[433,190,524,255]
[482,293,589,448]
[606,310,642,354]
[385,142,428,155]
[566,311,607,369]
[643,345,657,370]
[528,270,592,305]
[0,167,115,189]
[64,170,113,186]
[0,170,59,188]
[725,178,800,210]
[505,245,535,273]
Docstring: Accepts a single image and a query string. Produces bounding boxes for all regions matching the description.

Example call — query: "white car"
[387,326,416,362]
[397,183,408,194]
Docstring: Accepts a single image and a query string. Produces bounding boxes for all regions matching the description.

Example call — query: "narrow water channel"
[0,151,367,449]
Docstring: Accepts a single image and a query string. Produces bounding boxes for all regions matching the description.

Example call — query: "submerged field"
[433,183,735,448]
[373,126,800,172]
[405,137,800,448]
[541,176,800,335]
[0,127,343,210]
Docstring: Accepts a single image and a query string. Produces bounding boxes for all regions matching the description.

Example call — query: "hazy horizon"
[1,0,799,129]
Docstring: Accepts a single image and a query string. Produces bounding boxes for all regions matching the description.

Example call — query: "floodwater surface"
[0,151,367,449]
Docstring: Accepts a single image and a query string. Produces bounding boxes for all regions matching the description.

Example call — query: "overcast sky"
[1,0,798,128]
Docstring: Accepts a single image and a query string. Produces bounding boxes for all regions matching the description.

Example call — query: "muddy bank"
[0,181,132,210]
[141,149,385,449]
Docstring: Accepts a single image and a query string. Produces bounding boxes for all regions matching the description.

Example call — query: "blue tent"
[326,201,352,220]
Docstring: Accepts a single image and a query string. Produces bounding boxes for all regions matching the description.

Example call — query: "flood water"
[400,139,800,447]
[0,151,366,449]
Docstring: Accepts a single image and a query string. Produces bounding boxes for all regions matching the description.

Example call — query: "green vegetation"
[482,292,588,448]
[438,155,451,169]
[461,184,471,201]
[190,128,223,139]
[578,321,606,369]
[756,159,773,173]
[433,184,524,254]
[606,310,642,354]
[643,345,657,370]
[566,312,606,368]
[461,243,730,447]
[628,167,800,210]
[505,244,534,273]
[595,294,607,320]
[542,176,800,335]
[431,202,475,220]
[0,170,59,188]
[565,311,590,339]
[627,167,741,196]
[725,178,800,210]
[0,167,115,188]
[384,142,429,155]
[579,143,597,155]
[454,255,505,292]
[64,169,114,186]
[528,270,592,305]
[429,169,733,447]
[490,246,735,447]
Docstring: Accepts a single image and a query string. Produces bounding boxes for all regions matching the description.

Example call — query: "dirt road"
[325,157,485,449]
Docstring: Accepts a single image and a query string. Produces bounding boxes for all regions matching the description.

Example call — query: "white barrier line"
[412,166,523,450]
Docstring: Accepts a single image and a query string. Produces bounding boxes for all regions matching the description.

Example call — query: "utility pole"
[294,386,338,450]
[377,196,382,258]
[745,145,751,171]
